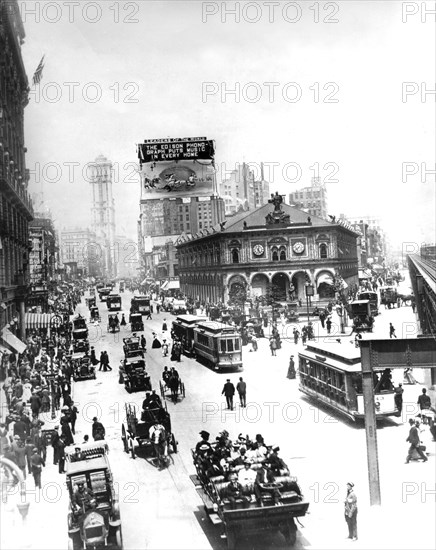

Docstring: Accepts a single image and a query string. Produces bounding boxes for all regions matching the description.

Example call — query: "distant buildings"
[344,216,387,266]
[27,214,58,311]
[89,155,116,277]
[114,234,139,279]
[60,227,99,278]
[288,179,328,220]
[219,162,270,216]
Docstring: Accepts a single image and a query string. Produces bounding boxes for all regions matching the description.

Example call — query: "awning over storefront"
[25,313,55,330]
[316,273,334,287]
[160,281,169,291]
[358,268,372,279]
[1,329,27,354]
[167,280,180,290]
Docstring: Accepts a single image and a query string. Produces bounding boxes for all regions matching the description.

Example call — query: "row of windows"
[231,243,328,263]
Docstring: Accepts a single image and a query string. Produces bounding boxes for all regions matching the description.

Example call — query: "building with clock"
[176,198,359,304]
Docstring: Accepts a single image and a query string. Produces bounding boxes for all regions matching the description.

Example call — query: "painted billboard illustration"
[138,137,216,199]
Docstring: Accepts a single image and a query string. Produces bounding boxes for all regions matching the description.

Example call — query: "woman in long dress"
[151,333,162,349]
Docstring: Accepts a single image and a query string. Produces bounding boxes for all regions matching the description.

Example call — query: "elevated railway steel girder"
[360,337,436,507]
[407,254,436,336]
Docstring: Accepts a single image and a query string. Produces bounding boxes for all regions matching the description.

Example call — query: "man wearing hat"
[225,473,250,509]
[30,446,45,489]
[11,435,27,478]
[73,481,95,514]
[344,482,358,540]
[221,379,235,410]
[195,431,212,455]
[254,462,281,506]
[92,417,105,441]
[268,447,287,475]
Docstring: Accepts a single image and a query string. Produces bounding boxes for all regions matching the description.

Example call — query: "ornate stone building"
[0,0,33,340]
[177,197,359,304]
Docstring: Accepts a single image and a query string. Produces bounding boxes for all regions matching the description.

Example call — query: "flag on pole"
[32,55,45,86]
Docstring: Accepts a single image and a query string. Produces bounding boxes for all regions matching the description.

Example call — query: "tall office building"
[89,155,116,277]
[288,178,328,220]
[219,162,270,216]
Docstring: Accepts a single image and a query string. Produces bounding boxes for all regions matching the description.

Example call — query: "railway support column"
[360,342,381,506]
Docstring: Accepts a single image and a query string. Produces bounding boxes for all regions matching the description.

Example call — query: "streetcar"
[298,341,397,421]
[107,294,122,311]
[131,295,151,315]
[171,314,207,356]
[98,287,112,302]
[356,290,379,316]
[193,321,243,371]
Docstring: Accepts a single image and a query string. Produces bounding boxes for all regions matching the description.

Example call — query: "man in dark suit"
[222,379,235,410]
[405,419,428,463]
[225,474,250,509]
[254,462,281,506]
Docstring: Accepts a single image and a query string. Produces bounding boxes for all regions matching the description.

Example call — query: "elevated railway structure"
[407,254,436,338]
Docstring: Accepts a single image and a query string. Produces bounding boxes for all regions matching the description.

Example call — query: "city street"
[10,289,434,550]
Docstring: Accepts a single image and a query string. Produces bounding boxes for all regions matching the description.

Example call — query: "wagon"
[107,315,120,333]
[121,404,177,464]
[66,441,122,549]
[129,313,144,332]
[118,358,151,393]
[122,337,144,359]
[72,352,96,381]
[191,455,309,550]
[159,375,185,403]
[90,306,100,322]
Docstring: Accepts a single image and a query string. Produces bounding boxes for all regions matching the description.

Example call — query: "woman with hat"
[344,482,358,541]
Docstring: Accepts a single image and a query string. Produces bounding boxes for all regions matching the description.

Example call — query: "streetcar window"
[197,334,209,346]
[220,340,226,353]
[234,339,240,351]
[227,339,234,352]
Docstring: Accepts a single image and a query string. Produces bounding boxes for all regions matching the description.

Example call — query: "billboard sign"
[137,137,216,200]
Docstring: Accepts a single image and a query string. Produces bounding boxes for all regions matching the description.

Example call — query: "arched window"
[272,247,279,261]
[232,249,240,263]
[320,243,328,259]
[279,246,286,261]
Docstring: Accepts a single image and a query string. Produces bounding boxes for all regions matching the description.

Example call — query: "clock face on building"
[252,244,265,256]
[293,241,305,254]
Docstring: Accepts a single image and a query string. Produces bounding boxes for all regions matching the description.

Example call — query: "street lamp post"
[305,283,314,324]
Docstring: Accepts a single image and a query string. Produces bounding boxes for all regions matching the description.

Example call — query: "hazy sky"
[21,0,435,247]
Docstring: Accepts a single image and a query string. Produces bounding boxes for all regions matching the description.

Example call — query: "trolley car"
[298,342,397,421]
[171,314,207,356]
[130,296,151,315]
[193,321,243,371]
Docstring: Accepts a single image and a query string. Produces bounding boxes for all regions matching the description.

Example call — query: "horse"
[149,423,169,469]
[398,293,413,306]
[167,373,179,403]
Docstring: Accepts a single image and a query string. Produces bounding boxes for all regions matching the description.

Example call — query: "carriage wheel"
[171,433,178,454]
[121,425,128,453]
[115,527,123,549]
[129,438,136,459]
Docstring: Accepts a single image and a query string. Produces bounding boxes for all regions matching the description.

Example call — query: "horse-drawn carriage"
[129,313,144,332]
[86,296,96,309]
[107,314,120,333]
[118,358,151,393]
[350,300,374,333]
[380,287,399,309]
[90,306,100,322]
[72,352,96,381]
[121,404,177,468]
[159,370,185,403]
[66,441,122,550]
[122,337,144,359]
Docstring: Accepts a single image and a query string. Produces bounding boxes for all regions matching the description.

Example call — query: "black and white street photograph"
[0,1,435,549]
